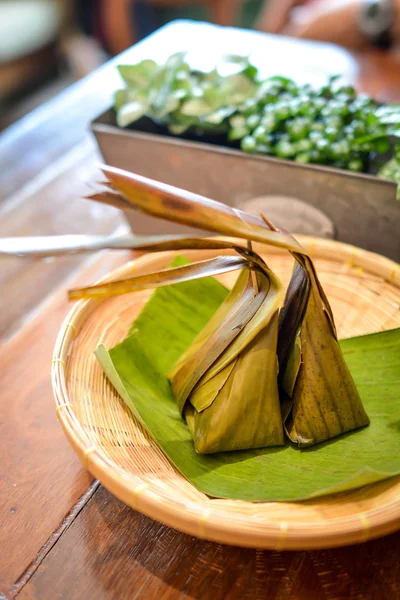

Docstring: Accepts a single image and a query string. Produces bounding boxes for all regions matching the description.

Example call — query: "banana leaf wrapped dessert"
[69,166,369,452]
[169,262,284,453]
[278,257,370,446]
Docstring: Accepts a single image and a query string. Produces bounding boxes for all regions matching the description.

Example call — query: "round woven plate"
[52,236,400,550]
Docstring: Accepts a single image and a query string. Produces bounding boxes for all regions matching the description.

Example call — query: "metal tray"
[91,108,400,261]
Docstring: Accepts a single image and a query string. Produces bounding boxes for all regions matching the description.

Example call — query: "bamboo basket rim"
[52,235,400,550]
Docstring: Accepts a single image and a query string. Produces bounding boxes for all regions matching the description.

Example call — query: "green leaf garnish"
[113,56,400,192]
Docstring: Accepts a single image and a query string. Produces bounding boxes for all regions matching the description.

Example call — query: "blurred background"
[0,0,267,131]
[3,0,400,132]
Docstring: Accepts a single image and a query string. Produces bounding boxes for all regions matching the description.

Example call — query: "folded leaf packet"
[169,263,285,453]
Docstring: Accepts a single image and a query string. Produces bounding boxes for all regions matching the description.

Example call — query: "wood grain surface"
[1,20,400,600]
[17,485,400,600]
[0,250,130,598]
[0,140,125,341]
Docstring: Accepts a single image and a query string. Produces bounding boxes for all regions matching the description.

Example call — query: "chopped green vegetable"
[275,138,296,158]
[348,159,364,172]
[286,117,311,140]
[253,125,268,142]
[378,157,400,198]
[245,114,260,129]
[240,135,257,153]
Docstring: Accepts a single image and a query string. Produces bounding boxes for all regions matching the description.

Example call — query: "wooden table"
[1,21,400,600]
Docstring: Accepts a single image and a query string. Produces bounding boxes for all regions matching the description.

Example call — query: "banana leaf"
[95,266,400,502]
[169,265,285,453]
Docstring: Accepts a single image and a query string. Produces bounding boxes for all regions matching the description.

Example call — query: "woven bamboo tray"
[52,236,400,550]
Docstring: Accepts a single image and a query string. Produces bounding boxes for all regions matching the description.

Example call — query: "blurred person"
[257,0,399,50]
[0,0,67,103]
[76,1,242,56]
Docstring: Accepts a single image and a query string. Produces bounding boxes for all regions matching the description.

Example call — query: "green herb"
[379,155,400,198]
[114,55,400,191]
[115,53,258,134]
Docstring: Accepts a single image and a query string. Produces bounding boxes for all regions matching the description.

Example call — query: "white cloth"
[0,0,62,63]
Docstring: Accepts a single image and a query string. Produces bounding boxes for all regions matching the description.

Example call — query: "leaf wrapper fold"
[169,266,285,453]
[279,254,370,447]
